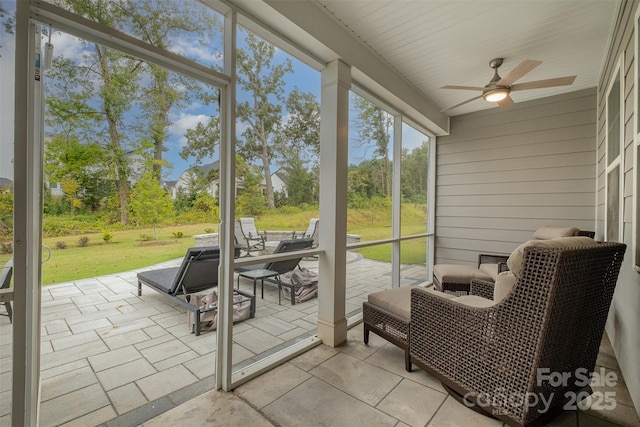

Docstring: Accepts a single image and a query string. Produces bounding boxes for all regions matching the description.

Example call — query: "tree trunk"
[151,65,171,184]
[97,45,129,224]
[261,143,275,210]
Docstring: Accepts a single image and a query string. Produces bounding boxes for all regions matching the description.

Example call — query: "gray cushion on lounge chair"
[236,238,313,273]
[138,246,240,295]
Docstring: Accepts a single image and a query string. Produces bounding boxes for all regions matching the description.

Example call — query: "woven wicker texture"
[410,243,625,426]
[363,301,411,370]
[470,279,495,300]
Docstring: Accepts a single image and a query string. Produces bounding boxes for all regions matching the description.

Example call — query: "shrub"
[102,230,114,243]
[55,241,67,250]
[0,241,12,254]
[276,205,302,215]
[139,233,154,242]
[172,231,184,239]
[78,236,89,247]
[204,227,215,234]
[175,211,209,225]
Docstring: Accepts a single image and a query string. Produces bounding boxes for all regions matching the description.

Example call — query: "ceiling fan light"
[484,88,509,102]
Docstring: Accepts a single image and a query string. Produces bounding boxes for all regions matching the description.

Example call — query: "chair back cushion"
[493,271,518,303]
[507,236,599,278]
[266,238,314,274]
[304,218,319,238]
[239,217,260,237]
[172,246,222,294]
[533,226,579,240]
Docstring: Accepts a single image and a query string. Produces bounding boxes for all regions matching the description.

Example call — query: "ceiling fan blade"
[441,85,484,91]
[498,59,542,86]
[497,95,515,110]
[510,76,577,91]
[441,94,484,112]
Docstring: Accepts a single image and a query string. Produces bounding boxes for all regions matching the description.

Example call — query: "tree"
[284,159,315,206]
[44,134,106,214]
[46,0,143,224]
[180,116,221,165]
[351,95,393,197]
[129,171,174,241]
[236,32,293,210]
[401,141,429,203]
[119,0,221,183]
[235,157,267,217]
[279,88,320,205]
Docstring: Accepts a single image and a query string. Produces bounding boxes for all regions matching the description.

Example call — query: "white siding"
[596,0,640,417]
[435,88,597,265]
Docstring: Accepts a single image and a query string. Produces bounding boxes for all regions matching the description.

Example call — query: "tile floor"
[0,251,427,426]
[146,328,640,427]
[1,251,639,426]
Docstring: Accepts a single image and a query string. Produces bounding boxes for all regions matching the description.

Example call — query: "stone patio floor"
[1,251,638,426]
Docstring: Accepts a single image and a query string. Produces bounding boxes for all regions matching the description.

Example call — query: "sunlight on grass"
[0,205,428,285]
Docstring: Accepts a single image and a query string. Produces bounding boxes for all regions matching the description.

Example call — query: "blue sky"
[0,1,428,183]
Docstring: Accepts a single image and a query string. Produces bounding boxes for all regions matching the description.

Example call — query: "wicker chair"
[409,239,626,427]
[433,226,595,295]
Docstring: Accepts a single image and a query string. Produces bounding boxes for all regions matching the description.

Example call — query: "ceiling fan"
[441,58,576,112]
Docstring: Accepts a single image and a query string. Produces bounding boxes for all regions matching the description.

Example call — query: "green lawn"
[0,205,427,285]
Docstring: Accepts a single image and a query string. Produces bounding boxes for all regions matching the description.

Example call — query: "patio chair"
[433,226,594,295]
[235,238,315,305]
[0,259,13,323]
[137,246,255,335]
[295,218,319,248]
[235,217,267,256]
[364,229,598,373]
[410,237,626,426]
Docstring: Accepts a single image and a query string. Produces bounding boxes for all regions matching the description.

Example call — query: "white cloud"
[167,112,211,146]
[49,31,92,65]
[167,36,223,68]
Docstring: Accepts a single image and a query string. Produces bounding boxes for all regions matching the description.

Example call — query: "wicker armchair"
[410,240,626,427]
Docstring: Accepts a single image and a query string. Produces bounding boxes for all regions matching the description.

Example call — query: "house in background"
[170,160,288,199]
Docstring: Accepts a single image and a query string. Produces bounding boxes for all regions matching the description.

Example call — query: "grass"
[0,204,428,285]
[0,223,216,285]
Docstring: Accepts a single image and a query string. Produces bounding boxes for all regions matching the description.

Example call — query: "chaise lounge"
[137,246,255,335]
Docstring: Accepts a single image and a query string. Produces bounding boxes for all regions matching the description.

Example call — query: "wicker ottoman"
[363,286,415,371]
[433,264,493,295]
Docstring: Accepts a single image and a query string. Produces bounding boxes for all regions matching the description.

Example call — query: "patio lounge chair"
[235,238,315,305]
[0,259,12,323]
[137,246,255,335]
[409,238,625,426]
[235,218,267,256]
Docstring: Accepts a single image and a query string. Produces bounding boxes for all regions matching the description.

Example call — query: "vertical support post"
[391,115,402,287]
[216,9,237,392]
[13,2,43,424]
[318,60,350,347]
[426,137,436,279]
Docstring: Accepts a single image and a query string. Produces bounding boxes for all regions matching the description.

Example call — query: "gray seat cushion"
[434,264,492,284]
[367,286,417,319]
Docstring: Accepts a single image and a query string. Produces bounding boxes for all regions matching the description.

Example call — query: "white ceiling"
[311,0,620,116]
